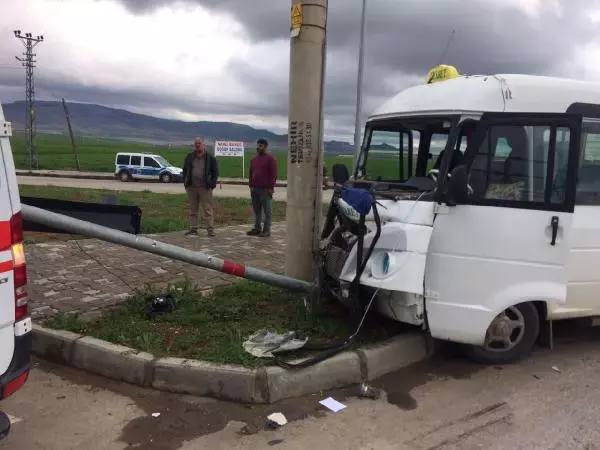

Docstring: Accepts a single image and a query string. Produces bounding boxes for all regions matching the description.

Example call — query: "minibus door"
[426,113,581,344]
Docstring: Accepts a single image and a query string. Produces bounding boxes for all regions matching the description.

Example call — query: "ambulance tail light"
[10,211,23,245]
[10,212,28,321]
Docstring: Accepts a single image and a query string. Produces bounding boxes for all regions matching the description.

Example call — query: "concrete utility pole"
[14,30,44,170]
[61,98,81,171]
[285,0,328,281]
[353,0,367,164]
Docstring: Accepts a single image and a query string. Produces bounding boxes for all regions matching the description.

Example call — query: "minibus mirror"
[447,165,469,205]
[332,163,350,184]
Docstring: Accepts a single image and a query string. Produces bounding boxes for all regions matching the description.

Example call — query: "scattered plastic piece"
[552,366,560,373]
[359,382,381,400]
[243,330,308,358]
[6,414,22,424]
[266,412,288,428]
[151,412,161,418]
[319,397,346,413]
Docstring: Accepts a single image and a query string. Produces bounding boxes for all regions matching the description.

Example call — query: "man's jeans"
[251,188,272,232]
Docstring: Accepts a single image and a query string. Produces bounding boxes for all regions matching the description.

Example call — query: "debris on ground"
[552,366,561,373]
[266,413,288,429]
[243,330,308,358]
[151,412,161,418]
[7,414,22,425]
[319,397,347,413]
[146,294,177,317]
[359,382,381,400]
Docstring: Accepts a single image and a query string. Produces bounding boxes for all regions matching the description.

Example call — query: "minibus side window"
[469,125,568,205]
[429,133,447,171]
[403,131,414,177]
[430,134,446,158]
[548,128,570,202]
[576,125,600,205]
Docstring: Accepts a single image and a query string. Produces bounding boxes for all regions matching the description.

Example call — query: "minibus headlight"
[382,252,391,275]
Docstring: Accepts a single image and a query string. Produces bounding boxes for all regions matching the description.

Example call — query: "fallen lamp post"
[21,204,316,294]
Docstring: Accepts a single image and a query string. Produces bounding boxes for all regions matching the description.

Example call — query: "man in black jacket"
[182,137,219,236]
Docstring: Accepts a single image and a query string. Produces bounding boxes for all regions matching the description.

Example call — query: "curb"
[32,324,434,403]
[16,170,290,188]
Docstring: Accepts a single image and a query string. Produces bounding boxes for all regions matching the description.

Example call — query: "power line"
[14,29,44,170]
[437,29,455,66]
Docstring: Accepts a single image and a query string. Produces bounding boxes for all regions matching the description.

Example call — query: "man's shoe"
[247,229,260,236]
[185,229,198,236]
[259,231,271,237]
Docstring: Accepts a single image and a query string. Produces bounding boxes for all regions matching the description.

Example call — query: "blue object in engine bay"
[341,188,375,216]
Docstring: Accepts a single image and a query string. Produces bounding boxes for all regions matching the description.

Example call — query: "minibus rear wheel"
[463,302,540,365]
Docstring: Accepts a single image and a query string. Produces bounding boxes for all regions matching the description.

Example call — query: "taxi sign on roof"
[426,64,460,84]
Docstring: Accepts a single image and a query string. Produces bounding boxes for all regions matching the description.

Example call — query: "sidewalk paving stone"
[26,223,286,319]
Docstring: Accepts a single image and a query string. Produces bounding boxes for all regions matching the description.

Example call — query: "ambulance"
[0,105,32,438]
[321,65,600,364]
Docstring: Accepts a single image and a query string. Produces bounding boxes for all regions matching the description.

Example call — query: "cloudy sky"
[1,0,600,140]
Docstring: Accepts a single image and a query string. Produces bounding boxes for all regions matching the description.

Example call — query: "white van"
[0,105,33,438]
[321,68,600,364]
[115,152,183,183]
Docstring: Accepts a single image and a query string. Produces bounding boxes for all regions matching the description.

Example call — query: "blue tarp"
[342,188,374,216]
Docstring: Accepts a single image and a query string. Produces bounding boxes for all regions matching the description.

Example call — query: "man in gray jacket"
[182,137,219,237]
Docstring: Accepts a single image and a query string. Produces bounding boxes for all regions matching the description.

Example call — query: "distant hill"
[324,140,354,155]
[3,101,285,146]
[3,101,356,154]
[371,143,397,151]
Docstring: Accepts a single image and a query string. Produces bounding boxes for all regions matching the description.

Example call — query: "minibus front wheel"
[462,302,540,365]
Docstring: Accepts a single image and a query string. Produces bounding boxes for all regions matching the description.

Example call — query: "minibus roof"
[369,74,600,121]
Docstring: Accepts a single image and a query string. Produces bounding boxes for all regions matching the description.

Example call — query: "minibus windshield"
[354,116,466,192]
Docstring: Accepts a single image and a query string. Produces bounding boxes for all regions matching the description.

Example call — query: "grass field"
[10,132,403,180]
[19,185,285,236]
[45,281,405,366]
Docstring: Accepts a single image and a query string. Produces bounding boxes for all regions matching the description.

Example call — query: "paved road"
[4,324,600,449]
[17,176,334,203]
